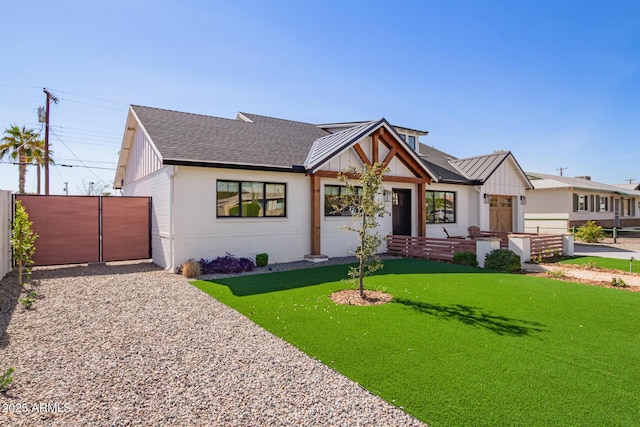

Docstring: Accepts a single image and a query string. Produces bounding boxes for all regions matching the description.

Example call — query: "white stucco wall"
[425,183,477,238]
[0,190,12,280]
[172,167,311,267]
[123,167,172,269]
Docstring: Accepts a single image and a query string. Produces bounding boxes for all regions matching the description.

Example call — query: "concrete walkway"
[574,243,640,261]
[524,261,640,289]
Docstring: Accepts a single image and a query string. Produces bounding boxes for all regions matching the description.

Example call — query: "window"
[426,191,456,224]
[578,195,586,211]
[324,185,362,216]
[407,135,416,150]
[599,196,608,212]
[217,180,286,217]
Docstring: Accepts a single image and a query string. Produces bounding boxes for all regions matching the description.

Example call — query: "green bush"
[611,277,627,288]
[452,251,478,267]
[484,249,521,273]
[256,253,269,267]
[0,367,14,392]
[574,220,605,243]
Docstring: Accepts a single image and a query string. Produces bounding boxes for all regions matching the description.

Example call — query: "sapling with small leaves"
[334,162,389,298]
[11,200,38,287]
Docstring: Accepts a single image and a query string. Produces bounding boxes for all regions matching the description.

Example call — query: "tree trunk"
[36,163,41,195]
[359,257,365,298]
[18,150,26,194]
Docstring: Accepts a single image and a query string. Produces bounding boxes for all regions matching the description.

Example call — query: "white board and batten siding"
[480,157,530,232]
[124,128,163,185]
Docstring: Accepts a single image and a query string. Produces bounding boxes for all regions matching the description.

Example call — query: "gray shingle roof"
[131,106,330,169]
[416,143,468,183]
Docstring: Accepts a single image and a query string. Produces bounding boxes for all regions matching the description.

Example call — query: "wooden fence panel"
[15,195,150,266]
[530,234,564,258]
[387,235,476,262]
[102,197,150,262]
[17,195,100,265]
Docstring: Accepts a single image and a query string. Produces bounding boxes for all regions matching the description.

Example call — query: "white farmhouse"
[115,106,532,271]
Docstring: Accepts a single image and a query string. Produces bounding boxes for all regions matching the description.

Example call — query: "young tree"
[11,200,38,287]
[79,180,113,196]
[1,125,42,194]
[334,162,389,298]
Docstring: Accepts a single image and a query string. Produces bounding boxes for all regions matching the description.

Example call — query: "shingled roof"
[130,105,330,170]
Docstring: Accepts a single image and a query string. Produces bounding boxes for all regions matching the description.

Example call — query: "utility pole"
[64,182,68,195]
[556,167,568,176]
[626,178,635,184]
[43,88,59,195]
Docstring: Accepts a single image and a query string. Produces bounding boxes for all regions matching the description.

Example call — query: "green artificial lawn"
[557,256,640,273]
[193,259,640,427]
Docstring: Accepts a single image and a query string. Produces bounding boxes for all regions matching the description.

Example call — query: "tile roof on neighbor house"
[130,105,330,170]
[526,172,640,196]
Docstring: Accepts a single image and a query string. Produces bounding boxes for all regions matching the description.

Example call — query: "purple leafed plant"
[199,253,255,274]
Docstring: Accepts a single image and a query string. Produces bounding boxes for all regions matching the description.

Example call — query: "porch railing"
[387,235,476,262]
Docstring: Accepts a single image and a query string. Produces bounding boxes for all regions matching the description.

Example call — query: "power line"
[50,128,107,184]
[0,160,115,170]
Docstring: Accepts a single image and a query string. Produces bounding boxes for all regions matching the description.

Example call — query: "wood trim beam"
[372,133,379,164]
[313,169,426,183]
[381,146,398,169]
[353,143,371,166]
[310,174,321,255]
[373,128,431,183]
[418,182,426,237]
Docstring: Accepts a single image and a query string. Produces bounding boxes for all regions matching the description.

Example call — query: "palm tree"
[24,139,53,195]
[1,125,42,194]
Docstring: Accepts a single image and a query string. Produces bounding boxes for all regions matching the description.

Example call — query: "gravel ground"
[0,261,426,426]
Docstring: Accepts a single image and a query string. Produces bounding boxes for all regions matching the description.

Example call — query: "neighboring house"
[612,182,640,191]
[114,105,532,271]
[524,173,640,233]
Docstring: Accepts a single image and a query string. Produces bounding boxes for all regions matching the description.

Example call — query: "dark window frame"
[426,190,457,224]
[324,184,363,216]
[216,180,286,218]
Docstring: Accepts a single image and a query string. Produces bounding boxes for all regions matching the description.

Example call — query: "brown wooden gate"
[16,195,150,266]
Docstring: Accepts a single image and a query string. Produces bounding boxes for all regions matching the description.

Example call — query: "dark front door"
[392,189,411,235]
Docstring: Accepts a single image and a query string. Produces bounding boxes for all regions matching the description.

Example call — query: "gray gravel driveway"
[0,262,425,426]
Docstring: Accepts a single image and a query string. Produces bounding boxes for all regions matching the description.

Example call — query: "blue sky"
[1,0,639,194]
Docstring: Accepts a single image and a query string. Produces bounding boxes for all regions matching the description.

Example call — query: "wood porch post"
[310,173,321,254]
[418,181,426,237]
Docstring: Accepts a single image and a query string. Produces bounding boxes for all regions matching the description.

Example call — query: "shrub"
[611,277,627,288]
[181,260,202,278]
[256,253,269,267]
[452,251,478,267]
[18,290,36,309]
[546,270,567,279]
[484,249,521,273]
[199,253,255,274]
[574,220,605,243]
[1,367,14,392]
[11,200,38,287]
